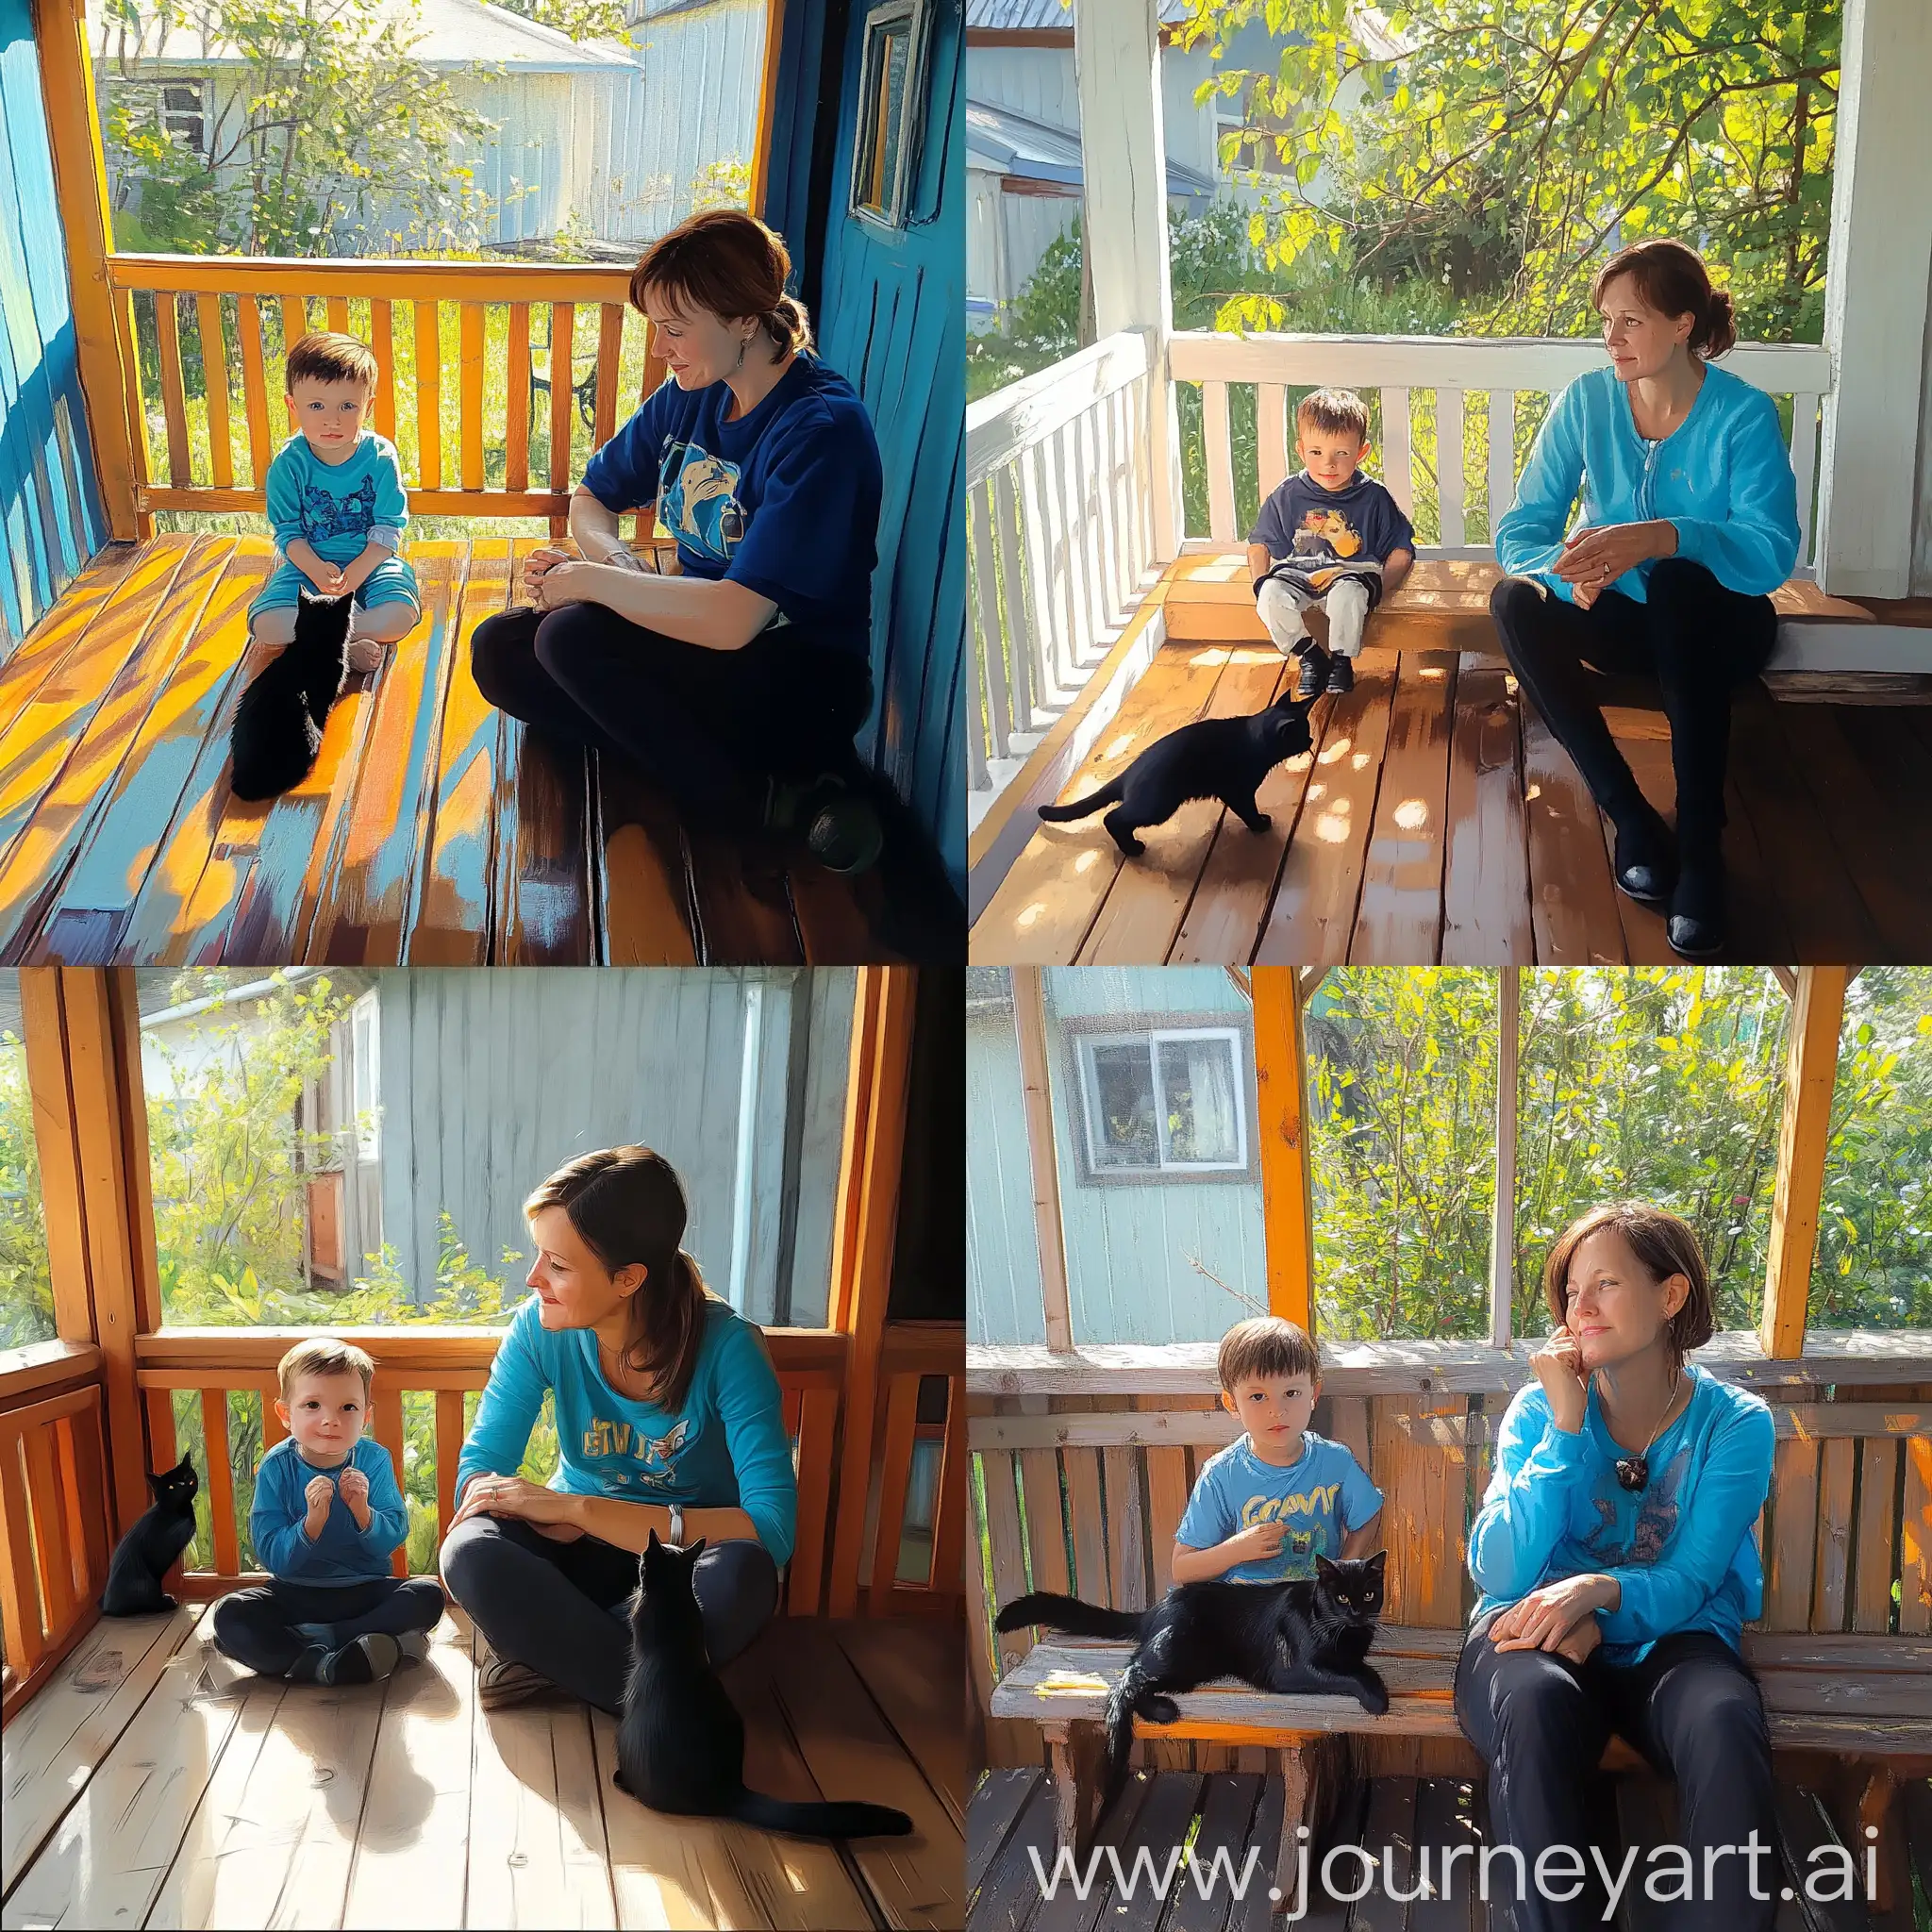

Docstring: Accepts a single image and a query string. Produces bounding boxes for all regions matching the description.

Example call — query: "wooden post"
[1814,0,1932,597]
[825,969,916,1617]
[1489,968,1519,1350]
[1760,966,1848,1359]
[31,0,140,542]
[748,0,788,220]
[1072,0,1182,561]
[1011,968,1073,1351]
[1253,969,1314,1330]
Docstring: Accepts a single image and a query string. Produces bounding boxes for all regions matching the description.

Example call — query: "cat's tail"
[1038,778,1124,823]
[995,1592,1145,1640]
[727,1790,914,1839]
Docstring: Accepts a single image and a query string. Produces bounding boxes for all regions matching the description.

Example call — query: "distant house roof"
[98,0,636,72]
[968,0,1194,27]
[967,97,1215,202]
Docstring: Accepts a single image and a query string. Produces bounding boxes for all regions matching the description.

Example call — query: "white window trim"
[1074,1024,1247,1175]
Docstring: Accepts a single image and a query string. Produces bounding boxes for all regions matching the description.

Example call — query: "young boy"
[1173,1316,1382,1584]
[248,332,419,675]
[209,1339,443,1685]
[1249,389,1415,700]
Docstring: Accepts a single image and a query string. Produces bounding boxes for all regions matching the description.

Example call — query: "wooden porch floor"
[971,575,1932,967]
[2,1604,963,1930]
[968,1767,1926,1932]
[0,535,961,967]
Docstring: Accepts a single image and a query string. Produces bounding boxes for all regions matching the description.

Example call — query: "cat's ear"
[647,1527,662,1552]
[686,1539,707,1560]
[1364,1549,1387,1574]
[1314,1554,1338,1579]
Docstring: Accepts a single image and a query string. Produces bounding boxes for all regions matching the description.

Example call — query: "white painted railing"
[964,330,1157,814]
[1170,333,1833,572]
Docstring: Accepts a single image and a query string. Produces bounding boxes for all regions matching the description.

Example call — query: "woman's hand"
[1556,522,1675,606]
[449,1474,578,1532]
[520,545,576,603]
[1491,1574,1617,1654]
[531,559,606,613]
[1530,1324,1591,1434]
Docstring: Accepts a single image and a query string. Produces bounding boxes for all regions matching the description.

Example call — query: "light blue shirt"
[453,1295,797,1566]
[1496,361,1801,604]
[263,428,409,566]
[251,1434,408,1586]
[1469,1366,1774,1663]
[1177,1430,1384,1583]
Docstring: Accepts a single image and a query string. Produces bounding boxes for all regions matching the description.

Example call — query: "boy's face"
[288,374,373,462]
[277,1370,369,1464]
[1296,424,1368,493]
[1223,1371,1318,1457]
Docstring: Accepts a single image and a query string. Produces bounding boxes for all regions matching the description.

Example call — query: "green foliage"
[491,0,630,45]
[1178,0,1837,342]
[0,1030,53,1350]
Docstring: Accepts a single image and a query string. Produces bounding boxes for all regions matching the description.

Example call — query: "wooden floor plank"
[683,829,805,966]
[593,756,700,965]
[1597,700,1682,967]
[973,643,1240,963]
[969,1770,1058,1932]
[495,724,595,965]
[589,1705,732,1929]
[1349,648,1458,965]
[1077,647,1290,966]
[1822,704,1932,960]
[788,856,904,966]
[833,1619,967,1831]
[1254,653,1397,966]
[1440,660,1531,965]
[408,539,518,965]
[965,1769,1042,1903]
[29,545,266,964]
[0,548,143,771]
[1521,704,1626,965]
[1162,1772,1262,1932]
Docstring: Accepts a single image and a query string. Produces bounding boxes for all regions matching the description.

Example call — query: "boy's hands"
[288,541,346,597]
[303,1473,335,1538]
[337,1465,373,1528]
[1231,1520,1287,1564]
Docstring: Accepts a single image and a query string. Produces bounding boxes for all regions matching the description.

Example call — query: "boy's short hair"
[285,331,379,391]
[1218,1316,1322,1390]
[277,1337,375,1403]
[1296,388,1371,444]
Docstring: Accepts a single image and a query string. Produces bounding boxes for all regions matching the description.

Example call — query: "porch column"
[1813,0,1932,600]
[1073,0,1183,563]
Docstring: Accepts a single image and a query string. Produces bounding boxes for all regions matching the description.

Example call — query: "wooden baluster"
[201,1388,239,1578]
[145,1387,177,1468]
[593,302,624,455]
[1018,444,1060,705]
[415,301,442,491]
[869,1373,921,1608]
[458,301,486,493]
[1487,389,1514,547]
[549,302,575,536]
[375,1386,408,1577]
[970,484,1010,761]
[1380,385,1413,519]
[1113,386,1141,592]
[1438,387,1467,548]
[67,1403,112,1591]
[435,1391,464,1541]
[506,301,531,492]
[993,466,1035,734]
[0,1427,42,1673]
[156,292,192,489]
[114,289,154,534]
[1092,390,1124,625]
[1790,391,1820,569]
[1077,406,1107,638]
[22,1425,75,1640]
[1203,380,1235,542]
[930,1374,967,1595]
[1257,380,1289,508]
[963,587,989,791]
[54,1418,92,1605]
[1852,1439,1899,1631]
[1040,430,1076,686]
[280,296,308,431]
[1904,1438,1930,1635]
[788,1387,839,1617]
[371,300,396,441]
[1058,418,1092,654]
[238,297,271,491]
[325,293,349,335]
[196,293,233,491]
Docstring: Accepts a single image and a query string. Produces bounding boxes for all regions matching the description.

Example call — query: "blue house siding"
[967,968,1268,1346]
[0,0,107,657]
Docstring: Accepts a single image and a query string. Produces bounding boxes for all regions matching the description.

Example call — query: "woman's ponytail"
[1698,286,1737,360]
[763,292,813,357]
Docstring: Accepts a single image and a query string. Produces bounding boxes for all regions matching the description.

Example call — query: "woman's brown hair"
[1541,1201,1715,1358]
[1591,239,1737,360]
[525,1146,714,1412]
[630,208,813,358]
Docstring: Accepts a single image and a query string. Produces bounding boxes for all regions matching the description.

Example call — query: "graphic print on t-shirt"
[1238,1480,1343,1561]
[660,443,744,563]
[1291,508,1369,590]
[1582,1441,1690,1569]
[300,474,379,544]
[581,1414,692,1487]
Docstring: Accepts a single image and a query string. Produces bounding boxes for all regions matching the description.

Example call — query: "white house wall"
[625,0,766,242]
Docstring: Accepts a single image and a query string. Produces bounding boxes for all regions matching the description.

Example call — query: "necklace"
[1598,1367,1683,1492]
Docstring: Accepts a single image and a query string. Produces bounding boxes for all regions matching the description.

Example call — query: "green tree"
[0,1029,54,1350]
[492,0,630,44]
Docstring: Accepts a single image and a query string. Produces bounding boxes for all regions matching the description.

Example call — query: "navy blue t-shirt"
[1250,470,1415,610]
[581,353,881,653]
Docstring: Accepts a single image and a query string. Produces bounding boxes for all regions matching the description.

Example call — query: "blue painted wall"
[0,0,106,657]
[769,0,964,892]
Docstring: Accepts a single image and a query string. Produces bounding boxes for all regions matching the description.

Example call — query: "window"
[142,80,208,154]
[1073,1026,1248,1177]
[850,0,934,228]
[0,975,53,1349]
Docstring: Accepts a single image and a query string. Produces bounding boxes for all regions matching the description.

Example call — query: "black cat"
[998,1552,1388,1827]
[99,1454,199,1616]
[229,592,352,802]
[613,1532,914,1839]
[1036,693,1314,857]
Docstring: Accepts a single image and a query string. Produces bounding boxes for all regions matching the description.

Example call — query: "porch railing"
[965,330,1157,819]
[104,255,667,538]
[1171,332,1833,567]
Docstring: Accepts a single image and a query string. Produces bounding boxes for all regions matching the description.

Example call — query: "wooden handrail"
[0,1342,103,1407]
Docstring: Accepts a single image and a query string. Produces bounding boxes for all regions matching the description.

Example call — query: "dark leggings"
[438,1513,779,1714]
[1455,1620,1777,1932]
[1490,558,1776,856]
[209,1574,447,1676]
[470,603,873,819]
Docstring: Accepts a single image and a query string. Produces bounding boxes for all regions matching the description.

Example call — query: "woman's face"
[1561,1228,1686,1369]
[525,1205,641,1330]
[644,292,758,390]
[1597,273,1695,382]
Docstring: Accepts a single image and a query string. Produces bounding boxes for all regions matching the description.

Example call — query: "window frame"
[848,0,936,232]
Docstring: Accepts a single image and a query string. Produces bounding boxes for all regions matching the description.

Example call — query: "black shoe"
[318,1633,400,1686]
[1666,852,1726,958]
[1294,645,1331,701]
[1324,656,1355,696]
[1611,808,1676,908]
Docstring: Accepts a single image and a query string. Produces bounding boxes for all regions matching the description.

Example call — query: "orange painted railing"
[870,1322,968,1611]
[104,256,666,536]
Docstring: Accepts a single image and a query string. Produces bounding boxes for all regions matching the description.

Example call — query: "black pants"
[1489,558,1777,856]
[1455,1620,1777,1932]
[209,1574,446,1676]
[439,1514,779,1714]
[471,603,874,819]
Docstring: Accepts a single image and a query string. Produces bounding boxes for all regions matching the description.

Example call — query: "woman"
[1492,240,1801,958]
[470,208,886,874]
[440,1146,795,1712]
[1454,1203,1776,1932]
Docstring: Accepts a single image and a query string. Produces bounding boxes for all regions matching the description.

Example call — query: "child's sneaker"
[1294,644,1331,702]
[1325,657,1355,696]
[317,1632,400,1686]
[395,1630,432,1666]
